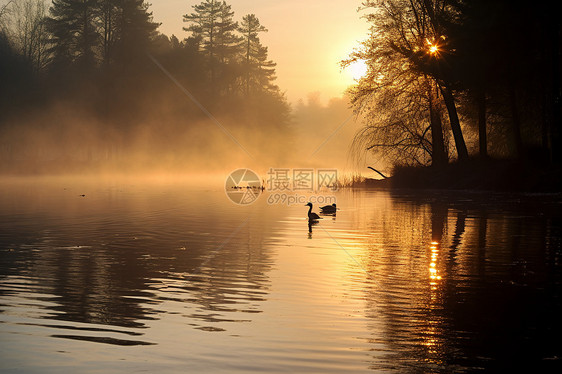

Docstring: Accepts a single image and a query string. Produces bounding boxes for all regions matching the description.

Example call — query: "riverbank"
[356,159,562,192]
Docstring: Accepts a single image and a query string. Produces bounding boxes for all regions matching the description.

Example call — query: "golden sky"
[150,0,369,104]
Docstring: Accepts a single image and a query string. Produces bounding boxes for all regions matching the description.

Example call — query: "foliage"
[45,0,99,69]
[346,0,561,168]
[238,14,276,95]
[0,0,291,174]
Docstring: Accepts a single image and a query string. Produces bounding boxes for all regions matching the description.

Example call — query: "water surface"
[1,178,561,373]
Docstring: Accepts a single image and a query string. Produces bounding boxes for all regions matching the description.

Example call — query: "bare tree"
[346,1,450,167]
[346,0,469,167]
[349,65,446,167]
[0,1,15,22]
[1,0,49,71]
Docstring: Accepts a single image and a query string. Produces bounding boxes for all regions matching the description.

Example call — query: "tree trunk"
[476,88,488,158]
[429,81,447,166]
[440,85,469,161]
[246,33,250,96]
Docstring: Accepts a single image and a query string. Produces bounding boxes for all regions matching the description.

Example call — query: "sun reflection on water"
[429,241,442,284]
[424,240,444,360]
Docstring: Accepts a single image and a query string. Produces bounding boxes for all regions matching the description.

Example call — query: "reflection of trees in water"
[351,192,562,372]
[0,192,277,334]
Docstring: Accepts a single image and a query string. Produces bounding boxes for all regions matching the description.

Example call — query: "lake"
[1,177,561,373]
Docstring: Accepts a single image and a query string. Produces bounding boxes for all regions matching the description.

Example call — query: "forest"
[0,0,292,174]
[1,0,561,191]
[345,0,561,190]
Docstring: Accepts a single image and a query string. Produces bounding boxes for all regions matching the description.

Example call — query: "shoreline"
[353,159,562,193]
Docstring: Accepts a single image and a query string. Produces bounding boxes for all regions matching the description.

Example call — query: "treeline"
[0,0,291,173]
[347,0,561,172]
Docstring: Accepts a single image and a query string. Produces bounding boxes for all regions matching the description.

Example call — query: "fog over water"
[1,93,371,179]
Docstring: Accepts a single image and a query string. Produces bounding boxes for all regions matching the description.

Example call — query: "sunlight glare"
[347,60,368,80]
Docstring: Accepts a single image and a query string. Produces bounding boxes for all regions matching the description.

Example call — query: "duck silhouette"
[305,202,321,221]
[320,203,337,214]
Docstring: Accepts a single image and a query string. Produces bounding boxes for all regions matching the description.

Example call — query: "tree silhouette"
[112,0,159,65]
[349,0,561,171]
[238,14,276,96]
[46,0,99,70]
[1,0,49,72]
[346,0,457,166]
[183,0,240,94]
[99,0,118,66]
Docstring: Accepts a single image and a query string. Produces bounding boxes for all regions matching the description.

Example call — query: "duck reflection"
[308,219,319,238]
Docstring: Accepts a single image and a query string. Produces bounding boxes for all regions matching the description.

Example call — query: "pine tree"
[238,14,276,95]
[183,0,240,93]
[253,43,276,91]
[99,0,118,65]
[112,0,158,65]
[46,0,100,70]
[183,0,222,64]
[214,1,239,64]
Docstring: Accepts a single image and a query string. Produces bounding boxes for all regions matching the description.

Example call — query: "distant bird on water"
[305,202,321,221]
[320,203,337,214]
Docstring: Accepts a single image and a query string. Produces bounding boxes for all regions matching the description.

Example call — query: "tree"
[214,1,239,64]
[0,27,35,117]
[45,0,100,70]
[183,0,222,88]
[386,0,469,161]
[1,0,50,72]
[443,0,496,159]
[112,0,158,65]
[346,0,458,166]
[183,0,240,94]
[98,0,118,65]
[238,14,276,95]
[443,0,561,162]
[428,76,448,166]
[252,43,276,91]
[349,67,445,167]
[183,0,220,61]
[96,0,158,68]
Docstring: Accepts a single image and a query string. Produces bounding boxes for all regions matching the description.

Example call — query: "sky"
[150,0,370,104]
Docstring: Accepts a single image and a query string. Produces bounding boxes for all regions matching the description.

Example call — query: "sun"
[347,59,368,80]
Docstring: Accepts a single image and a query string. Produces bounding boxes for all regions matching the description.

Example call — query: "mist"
[0,93,295,177]
[0,82,369,179]
[2,0,344,181]
[0,0,378,186]
[290,92,377,174]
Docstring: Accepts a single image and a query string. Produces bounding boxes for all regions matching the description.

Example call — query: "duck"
[320,203,337,213]
[305,202,321,221]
